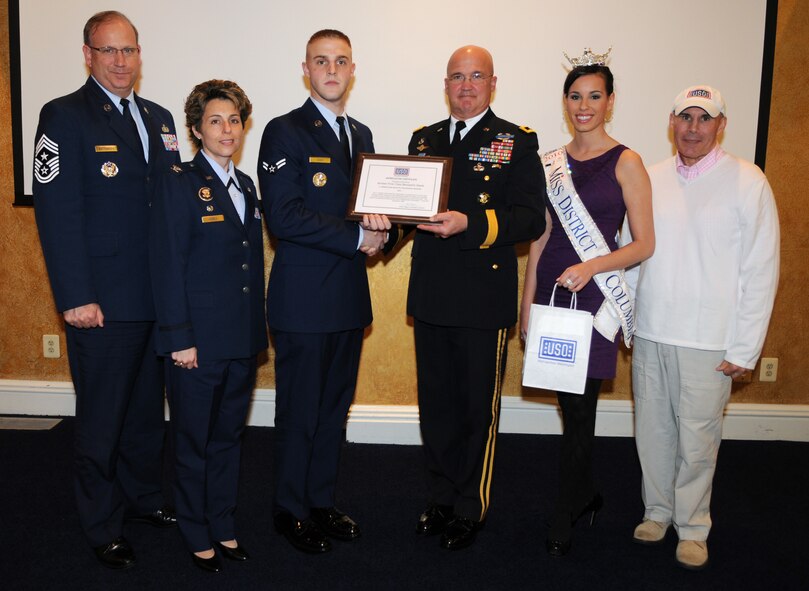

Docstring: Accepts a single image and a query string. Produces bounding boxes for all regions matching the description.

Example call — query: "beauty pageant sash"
[541,147,634,346]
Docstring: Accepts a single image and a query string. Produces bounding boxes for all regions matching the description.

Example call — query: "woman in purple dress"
[521,56,654,556]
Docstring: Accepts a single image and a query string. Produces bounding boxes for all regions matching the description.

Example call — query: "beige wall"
[2,1,806,404]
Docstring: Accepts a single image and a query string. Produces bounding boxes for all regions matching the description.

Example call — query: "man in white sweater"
[631,86,780,570]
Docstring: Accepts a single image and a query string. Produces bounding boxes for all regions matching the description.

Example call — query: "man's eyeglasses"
[446,72,493,85]
[87,46,140,58]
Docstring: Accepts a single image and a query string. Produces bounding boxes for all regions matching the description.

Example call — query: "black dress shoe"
[310,507,361,541]
[215,541,250,561]
[440,516,482,550]
[416,504,453,536]
[94,537,136,570]
[127,506,177,529]
[191,551,222,573]
[274,512,331,553]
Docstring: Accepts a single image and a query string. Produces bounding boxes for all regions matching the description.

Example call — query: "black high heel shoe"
[545,494,604,557]
[575,493,604,527]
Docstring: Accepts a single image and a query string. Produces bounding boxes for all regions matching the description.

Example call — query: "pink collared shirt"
[676,145,725,180]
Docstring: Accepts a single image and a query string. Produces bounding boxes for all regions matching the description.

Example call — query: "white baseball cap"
[673,85,726,117]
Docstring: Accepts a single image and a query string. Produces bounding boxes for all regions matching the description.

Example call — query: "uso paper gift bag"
[522,286,593,394]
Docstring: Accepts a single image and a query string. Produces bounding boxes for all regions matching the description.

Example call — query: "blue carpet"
[0,418,807,590]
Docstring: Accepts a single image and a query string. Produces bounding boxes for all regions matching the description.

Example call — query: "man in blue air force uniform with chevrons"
[257,29,389,554]
[32,11,179,569]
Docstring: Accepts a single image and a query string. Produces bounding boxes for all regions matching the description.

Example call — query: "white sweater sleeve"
[725,171,780,368]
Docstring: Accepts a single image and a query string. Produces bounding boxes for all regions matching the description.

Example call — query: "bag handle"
[549,284,577,310]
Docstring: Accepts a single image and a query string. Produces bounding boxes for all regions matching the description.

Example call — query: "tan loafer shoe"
[632,519,670,545]
[676,540,709,570]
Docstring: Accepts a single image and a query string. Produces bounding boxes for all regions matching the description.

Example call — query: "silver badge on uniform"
[100,161,119,178]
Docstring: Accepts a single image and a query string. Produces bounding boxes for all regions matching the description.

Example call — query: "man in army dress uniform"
[387,45,546,550]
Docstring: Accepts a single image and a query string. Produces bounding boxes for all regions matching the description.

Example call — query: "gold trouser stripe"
[478,327,507,521]
[481,209,498,249]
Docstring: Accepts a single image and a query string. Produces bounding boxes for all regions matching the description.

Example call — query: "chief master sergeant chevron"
[32,10,180,570]
[385,45,546,550]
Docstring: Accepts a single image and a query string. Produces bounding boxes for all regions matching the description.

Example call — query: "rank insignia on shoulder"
[519,125,536,134]
[262,158,286,174]
[412,125,426,134]
[34,134,60,184]
[100,161,119,178]
[198,187,213,201]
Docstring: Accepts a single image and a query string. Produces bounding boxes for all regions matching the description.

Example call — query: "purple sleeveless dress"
[534,145,628,379]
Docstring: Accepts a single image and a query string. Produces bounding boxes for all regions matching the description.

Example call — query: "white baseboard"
[2,380,808,443]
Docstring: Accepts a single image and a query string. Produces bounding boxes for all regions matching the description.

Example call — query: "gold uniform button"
[484,175,490,181]
[492,264,499,270]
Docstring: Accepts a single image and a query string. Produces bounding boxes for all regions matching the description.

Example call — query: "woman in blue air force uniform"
[149,80,267,573]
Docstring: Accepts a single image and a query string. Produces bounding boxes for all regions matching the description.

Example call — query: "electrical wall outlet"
[43,334,60,359]
[759,357,778,382]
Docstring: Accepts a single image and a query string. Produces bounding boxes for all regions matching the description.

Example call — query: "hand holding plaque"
[347,154,452,224]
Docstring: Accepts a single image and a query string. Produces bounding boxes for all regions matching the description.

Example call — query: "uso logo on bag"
[538,337,577,363]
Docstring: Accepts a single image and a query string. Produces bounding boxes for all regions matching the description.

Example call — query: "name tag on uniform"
[95,145,118,152]
[309,156,331,164]
[201,215,225,223]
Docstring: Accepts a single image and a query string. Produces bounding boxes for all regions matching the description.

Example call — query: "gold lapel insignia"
[314,119,323,128]
[312,172,327,187]
[100,161,118,178]
[171,164,182,173]
[161,124,169,133]
[416,144,427,152]
[478,192,490,204]
[198,187,213,201]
